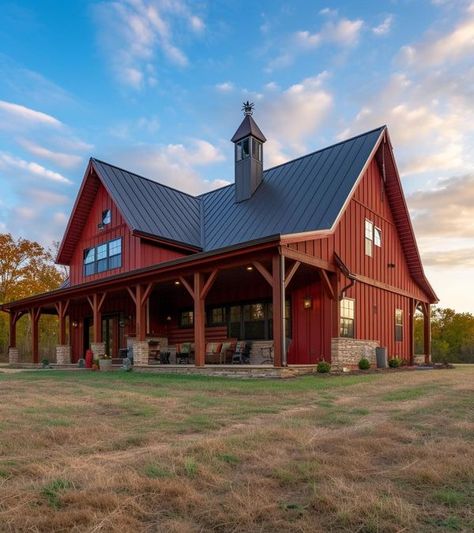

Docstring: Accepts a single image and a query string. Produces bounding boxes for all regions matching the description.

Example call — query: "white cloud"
[319,7,338,16]
[215,81,234,92]
[94,0,204,89]
[0,152,72,184]
[372,15,393,36]
[0,100,61,128]
[296,17,364,48]
[17,139,83,169]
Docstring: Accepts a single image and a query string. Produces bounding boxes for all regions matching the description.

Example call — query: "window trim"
[374,226,382,247]
[83,237,122,277]
[395,308,403,342]
[365,218,374,257]
[340,297,355,338]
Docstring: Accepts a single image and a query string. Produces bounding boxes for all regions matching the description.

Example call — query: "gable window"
[374,226,382,247]
[365,219,373,257]
[102,209,111,225]
[340,298,355,338]
[395,308,403,341]
[83,238,122,276]
[179,310,194,328]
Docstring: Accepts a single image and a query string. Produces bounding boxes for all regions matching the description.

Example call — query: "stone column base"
[8,347,19,365]
[133,341,149,365]
[56,344,71,365]
[90,342,106,359]
[331,337,379,370]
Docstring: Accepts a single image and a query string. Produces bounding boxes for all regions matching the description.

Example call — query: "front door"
[102,315,119,357]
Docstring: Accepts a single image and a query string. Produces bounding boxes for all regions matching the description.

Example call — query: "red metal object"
[85,349,93,368]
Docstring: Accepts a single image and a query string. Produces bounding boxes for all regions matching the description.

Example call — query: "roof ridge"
[91,158,200,200]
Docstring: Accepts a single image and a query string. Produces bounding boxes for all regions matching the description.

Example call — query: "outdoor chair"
[219,340,237,364]
[176,342,192,364]
[232,341,250,364]
[205,342,223,364]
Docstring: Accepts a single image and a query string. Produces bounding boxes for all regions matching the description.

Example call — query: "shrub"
[316,361,331,373]
[388,357,402,368]
[358,358,370,370]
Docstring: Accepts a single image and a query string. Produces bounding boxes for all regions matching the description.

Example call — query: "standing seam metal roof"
[90,126,385,252]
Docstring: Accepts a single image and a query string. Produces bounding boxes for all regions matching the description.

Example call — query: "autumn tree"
[0,233,66,357]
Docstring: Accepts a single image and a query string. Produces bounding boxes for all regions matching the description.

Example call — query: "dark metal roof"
[231,115,267,143]
[91,159,202,249]
[202,126,385,250]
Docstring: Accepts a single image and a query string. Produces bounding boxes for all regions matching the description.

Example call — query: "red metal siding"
[68,183,186,285]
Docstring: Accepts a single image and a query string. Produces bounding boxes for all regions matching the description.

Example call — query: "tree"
[0,233,66,357]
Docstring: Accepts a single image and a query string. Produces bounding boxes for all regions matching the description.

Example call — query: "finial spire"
[242,101,254,116]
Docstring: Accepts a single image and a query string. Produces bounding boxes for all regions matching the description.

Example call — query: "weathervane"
[242,101,254,116]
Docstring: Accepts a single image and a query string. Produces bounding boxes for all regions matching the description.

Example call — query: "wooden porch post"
[87,293,107,343]
[272,254,283,368]
[194,272,205,367]
[9,311,17,348]
[127,283,153,342]
[55,300,70,345]
[423,303,431,364]
[30,307,41,364]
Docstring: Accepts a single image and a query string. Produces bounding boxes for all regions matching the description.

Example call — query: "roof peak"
[231,114,267,143]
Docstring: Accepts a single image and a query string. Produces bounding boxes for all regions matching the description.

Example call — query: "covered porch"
[4,243,337,369]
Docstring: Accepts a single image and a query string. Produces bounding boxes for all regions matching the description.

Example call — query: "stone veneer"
[56,344,71,365]
[90,342,106,359]
[132,341,150,365]
[331,337,379,369]
[8,347,19,364]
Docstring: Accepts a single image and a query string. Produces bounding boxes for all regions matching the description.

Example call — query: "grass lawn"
[0,367,473,532]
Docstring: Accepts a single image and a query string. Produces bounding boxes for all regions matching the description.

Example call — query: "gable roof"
[56,125,436,301]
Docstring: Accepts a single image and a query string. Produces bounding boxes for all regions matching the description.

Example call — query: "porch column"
[194,272,205,367]
[272,254,284,368]
[87,293,106,358]
[423,303,431,364]
[127,283,153,365]
[8,311,21,364]
[55,300,71,364]
[30,307,41,364]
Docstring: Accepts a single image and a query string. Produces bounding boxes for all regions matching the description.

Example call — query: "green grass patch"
[144,463,174,479]
[433,488,467,507]
[184,457,198,478]
[382,386,434,402]
[41,479,74,508]
[217,453,240,466]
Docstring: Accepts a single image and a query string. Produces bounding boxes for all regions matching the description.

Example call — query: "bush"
[388,357,402,368]
[358,358,370,370]
[316,361,331,373]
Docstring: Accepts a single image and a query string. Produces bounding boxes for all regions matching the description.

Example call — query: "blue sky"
[0,0,473,311]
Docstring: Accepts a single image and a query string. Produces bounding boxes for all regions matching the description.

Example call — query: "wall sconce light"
[303,296,312,309]
[119,320,125,328]
[174,280,180,285]
[166,315,172,321]
[72,321,78,328]
[246,265,253,271]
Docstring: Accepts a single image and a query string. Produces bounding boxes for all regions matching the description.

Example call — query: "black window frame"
[83,237,122,277]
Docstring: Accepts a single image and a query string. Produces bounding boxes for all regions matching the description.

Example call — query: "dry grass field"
[0,367,473,532]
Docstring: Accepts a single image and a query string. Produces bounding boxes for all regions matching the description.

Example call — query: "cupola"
[231,101,266,202]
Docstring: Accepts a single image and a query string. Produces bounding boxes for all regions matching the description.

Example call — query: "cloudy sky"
[0,0,473,311]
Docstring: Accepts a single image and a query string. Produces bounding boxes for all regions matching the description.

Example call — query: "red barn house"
[2,107,437,373]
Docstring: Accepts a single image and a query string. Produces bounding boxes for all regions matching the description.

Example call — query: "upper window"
[236,138,250,161]
[365,219,373,257]
[102,209,111,225]
[395,308,403,341]
[374,226,382,247]
[83,238,122,276]
[340,298,355,338]
[252,139,262,161]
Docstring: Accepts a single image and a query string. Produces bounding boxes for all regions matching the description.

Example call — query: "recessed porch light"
[246,265,253,271]
[174,280,180,285]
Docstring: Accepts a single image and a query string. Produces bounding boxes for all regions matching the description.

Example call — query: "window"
[252,139,262,161]
[395,309,403,341]
[83,238,122,276]
[209,306,226,326]
[236,137,250,161]
[102,209,111,225]
[365,219,373,257]
[180,310,194,328]
[374,226,382,247]
[340,298,355,338]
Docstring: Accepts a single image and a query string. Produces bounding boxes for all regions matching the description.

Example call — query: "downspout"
[340,277,356,300]
[281,253,287,366]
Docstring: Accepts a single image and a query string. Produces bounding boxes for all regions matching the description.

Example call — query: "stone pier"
[56,344,71,365]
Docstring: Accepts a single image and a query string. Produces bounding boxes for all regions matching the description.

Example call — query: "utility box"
[376,347,388,368]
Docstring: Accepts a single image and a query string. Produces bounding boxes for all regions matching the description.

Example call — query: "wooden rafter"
[284,260,301,289]
[200,269,218,300]
[252,261,273,286]
[140,282,154,306]
[126,286,136,304]
[179,276,194,299]
[319,269,335,300]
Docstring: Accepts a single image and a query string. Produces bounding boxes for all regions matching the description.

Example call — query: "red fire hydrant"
[85,349,94,369]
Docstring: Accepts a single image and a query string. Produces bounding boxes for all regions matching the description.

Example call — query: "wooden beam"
[30,307,40,364]
[135,285,147,341]
[319,269,335,300]
[179,276,194,299]
[9,311,17,348]
[126,286,136,305]
[272,255,283,367]
[252,261,273,286]
[141,282,154,307]
[280,246,336,272]
[98,292,107,312]
[284,261,301,289]
[86,295,94,311]
[194,272,205,367]
[423,303,431,364]
[200,269,218,300]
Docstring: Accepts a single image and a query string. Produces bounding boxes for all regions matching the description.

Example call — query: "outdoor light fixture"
[246,265,253,271]
[166,315,172,321]
[174,280,180,285]
[303,296,312,309]
[72,321,78,328]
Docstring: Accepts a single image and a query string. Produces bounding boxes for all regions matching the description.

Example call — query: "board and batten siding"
[68,183,186,285]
